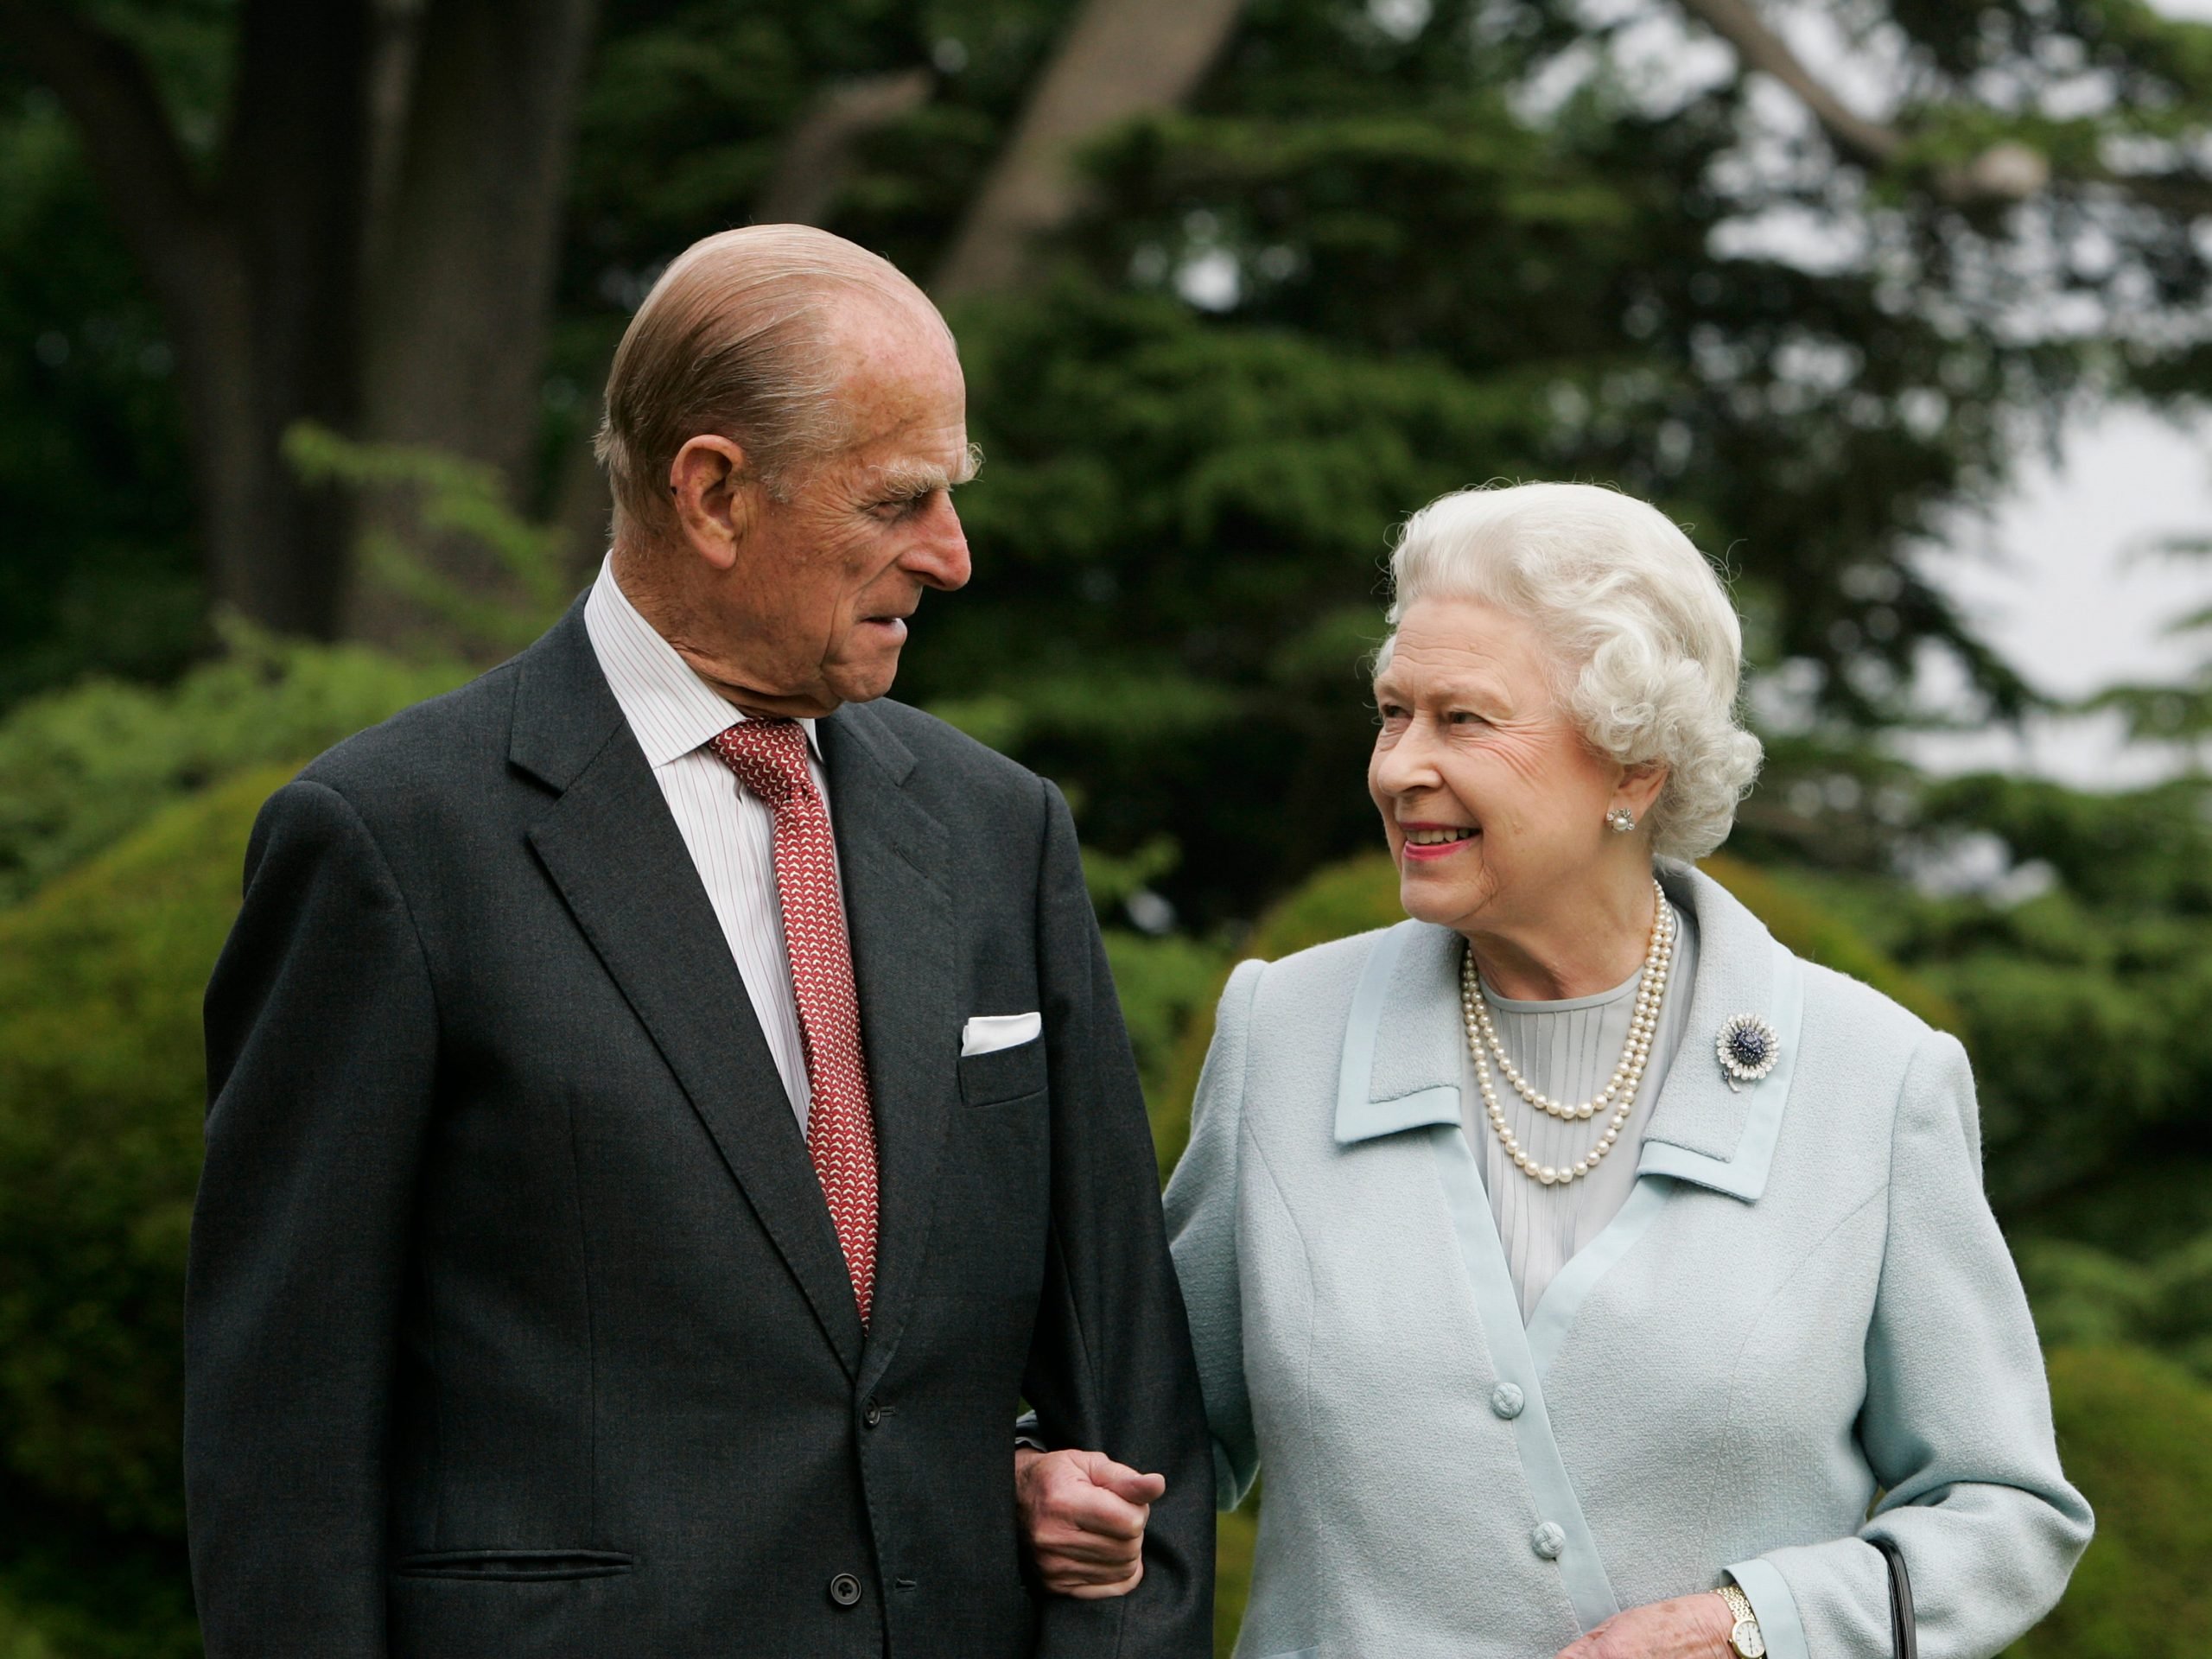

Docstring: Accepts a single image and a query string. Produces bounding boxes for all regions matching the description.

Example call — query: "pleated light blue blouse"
[1471,904,1698,1319]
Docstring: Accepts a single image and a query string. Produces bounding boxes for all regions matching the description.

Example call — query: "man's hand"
[1014,1446,1166,1599]
[1552,1592,1738,1659]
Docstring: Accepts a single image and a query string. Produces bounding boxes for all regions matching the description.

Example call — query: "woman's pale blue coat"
[1165,862,2090,1659]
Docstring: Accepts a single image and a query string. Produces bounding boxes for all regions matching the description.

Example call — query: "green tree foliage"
[0,80,199,702]
[1775,774,2212,1241]
[283,423,578,658]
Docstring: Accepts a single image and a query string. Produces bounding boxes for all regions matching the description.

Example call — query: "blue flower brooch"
[1715,1014,1781,1093]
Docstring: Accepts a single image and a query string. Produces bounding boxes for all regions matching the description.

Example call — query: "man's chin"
[823,653,903,709]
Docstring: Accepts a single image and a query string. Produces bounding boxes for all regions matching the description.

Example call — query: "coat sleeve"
[1162,957,1266,1510]
[1725,1028,2094,1659]
[1023,779,1215,1658]
[186,779,441,1658]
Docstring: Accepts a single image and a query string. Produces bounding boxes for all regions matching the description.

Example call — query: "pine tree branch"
[754,67,935,227]
[1675,0,1904,168]
[1671,0,2081,206]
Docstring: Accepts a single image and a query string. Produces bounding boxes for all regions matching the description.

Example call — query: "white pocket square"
[962,1012,1041,1057]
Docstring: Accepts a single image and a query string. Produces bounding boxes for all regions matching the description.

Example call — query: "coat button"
[863,1401,882,1428]
[829,1573,862,1607]
[1530,1522,1567,1560]
[1490,1382,1525,1420]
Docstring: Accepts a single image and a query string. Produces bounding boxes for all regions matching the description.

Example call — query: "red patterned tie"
[709,718,880,1324]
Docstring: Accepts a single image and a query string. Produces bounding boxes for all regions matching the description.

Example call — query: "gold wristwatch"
[1716,1581,1766,1659]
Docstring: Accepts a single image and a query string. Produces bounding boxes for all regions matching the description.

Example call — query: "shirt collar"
[582,553,820,770]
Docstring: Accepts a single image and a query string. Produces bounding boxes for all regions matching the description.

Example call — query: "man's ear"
[668,435,756,570]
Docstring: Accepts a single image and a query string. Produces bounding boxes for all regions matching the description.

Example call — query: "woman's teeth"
[1405,826,1477,845]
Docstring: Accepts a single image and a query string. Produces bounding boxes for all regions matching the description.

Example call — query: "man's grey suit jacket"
[183,600,1213,1658]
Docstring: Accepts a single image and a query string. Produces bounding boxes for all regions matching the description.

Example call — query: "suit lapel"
[512,605,867,1375]
[819,704,957,1392]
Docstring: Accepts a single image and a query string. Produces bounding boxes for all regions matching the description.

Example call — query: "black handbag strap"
[1870,1535,1917,1659]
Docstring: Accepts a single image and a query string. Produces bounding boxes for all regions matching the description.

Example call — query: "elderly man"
[184,226,1211,1658]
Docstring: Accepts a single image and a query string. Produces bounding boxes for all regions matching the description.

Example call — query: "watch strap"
[1716,1581,1766,1658]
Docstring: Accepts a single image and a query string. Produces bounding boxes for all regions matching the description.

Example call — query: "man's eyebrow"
[871,442,984,499]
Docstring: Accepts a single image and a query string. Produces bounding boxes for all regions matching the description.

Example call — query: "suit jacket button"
[863,1400,883,1428]
[829,1573,862,1607]
[1491,1382,1525,1420]
[1530,1522,1567,1560]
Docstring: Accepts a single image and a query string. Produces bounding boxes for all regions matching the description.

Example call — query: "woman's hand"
[1551,1592,1738,1659]
[1014,1446,1165,1598]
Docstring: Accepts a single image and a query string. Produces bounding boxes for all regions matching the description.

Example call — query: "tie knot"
[709,718,811,810]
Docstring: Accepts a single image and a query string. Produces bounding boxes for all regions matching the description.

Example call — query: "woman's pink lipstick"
[1398,820,1478,861]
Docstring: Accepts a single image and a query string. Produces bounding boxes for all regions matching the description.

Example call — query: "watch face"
[1732,1616,1767,1658]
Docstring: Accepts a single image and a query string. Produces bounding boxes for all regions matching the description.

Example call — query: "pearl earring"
[1605,807,1637,833]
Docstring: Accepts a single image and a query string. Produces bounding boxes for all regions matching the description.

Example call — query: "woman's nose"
[1372,720,1440,796]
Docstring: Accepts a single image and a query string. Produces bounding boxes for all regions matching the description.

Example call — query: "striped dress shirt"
[582,554,830,1131]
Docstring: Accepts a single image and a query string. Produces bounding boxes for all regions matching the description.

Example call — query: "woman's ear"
[1614,760,1669,821]
[668,435,756,570]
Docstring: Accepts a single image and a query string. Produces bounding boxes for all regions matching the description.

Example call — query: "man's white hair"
[594,225,949,535]
[1380,480,1764,861]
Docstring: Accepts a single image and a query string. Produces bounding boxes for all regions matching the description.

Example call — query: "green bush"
[0,630,462,906]
[2009,1348,2212,1658]
[0,1593,54,1659]
[0,766,284,1656]
[0,766,286,1535]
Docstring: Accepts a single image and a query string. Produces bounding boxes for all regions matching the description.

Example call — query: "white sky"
[1878,0,2212,788]
[1905,409,2212,787]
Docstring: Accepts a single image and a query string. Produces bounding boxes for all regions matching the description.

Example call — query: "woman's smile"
[1400,820,1479,859]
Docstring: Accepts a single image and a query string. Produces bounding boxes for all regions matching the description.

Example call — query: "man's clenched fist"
[1014,1446,1166,1598]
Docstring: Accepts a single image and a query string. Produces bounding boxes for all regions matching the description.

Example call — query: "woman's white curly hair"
[1379,481,1764,861]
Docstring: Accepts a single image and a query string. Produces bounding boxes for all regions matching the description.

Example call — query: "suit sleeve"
[186,779,441,1658]
[1023,779,1215,1658]
[1162,958,1265,1510]
[1725,1029,2094,1659]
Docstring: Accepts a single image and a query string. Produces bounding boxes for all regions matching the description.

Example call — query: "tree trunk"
[221,0,378,635]
[932,0,1248,299]
[3,0,595,649]
[347,0,599,646]
[0,0,372,637]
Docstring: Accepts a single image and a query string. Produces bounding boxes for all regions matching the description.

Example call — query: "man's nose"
[905,497,971,592]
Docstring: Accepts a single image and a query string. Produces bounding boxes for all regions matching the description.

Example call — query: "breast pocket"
[957,1036,1047,1107]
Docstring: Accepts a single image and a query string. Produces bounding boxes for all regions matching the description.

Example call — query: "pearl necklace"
[1459,879,1675,1187]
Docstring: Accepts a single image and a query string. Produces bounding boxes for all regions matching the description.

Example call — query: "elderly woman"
[1023,482,2090,1658]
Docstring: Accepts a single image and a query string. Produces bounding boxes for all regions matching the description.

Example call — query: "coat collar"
[1332,861,1801,1203]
